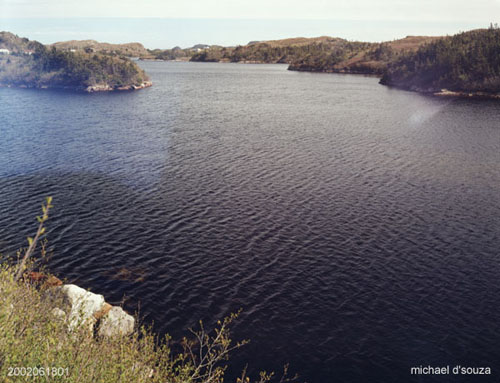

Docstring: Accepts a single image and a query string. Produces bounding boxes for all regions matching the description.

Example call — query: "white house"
[0,48,10,54]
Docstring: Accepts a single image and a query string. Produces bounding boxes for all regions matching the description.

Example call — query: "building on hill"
[0,48,10,54]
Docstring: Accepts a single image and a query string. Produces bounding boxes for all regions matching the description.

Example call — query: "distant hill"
[189,36,350,64]
[0,32,151,92]
[51,40,149,58]
[0,31,43,54]
[188,35,442,74]
[189,44,211,50]
[381,28,500,96]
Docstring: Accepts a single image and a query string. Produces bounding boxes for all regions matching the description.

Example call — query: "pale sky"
[1,0,499,48]
[2,0,500,21]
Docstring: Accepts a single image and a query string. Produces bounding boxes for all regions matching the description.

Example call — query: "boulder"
[98,306,135,337]
[93,302,112,320]
[132,362,154,379]
[57,284,105,331]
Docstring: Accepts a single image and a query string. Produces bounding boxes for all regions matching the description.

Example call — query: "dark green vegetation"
[0,32,150,92]
[190,37,351,64]
[189,36,440,75]
[147,46,192,61]
[381,27,500,95]
[287,36,440,75]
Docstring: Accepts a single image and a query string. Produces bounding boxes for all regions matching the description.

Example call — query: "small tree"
[14,196,52,281]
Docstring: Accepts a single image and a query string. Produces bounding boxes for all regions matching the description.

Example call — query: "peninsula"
[380,28,500,97]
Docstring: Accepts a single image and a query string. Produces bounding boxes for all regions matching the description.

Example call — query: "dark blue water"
[1,62,499,383]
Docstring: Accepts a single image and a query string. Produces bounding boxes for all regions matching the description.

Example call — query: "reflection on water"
[0,62,499,383]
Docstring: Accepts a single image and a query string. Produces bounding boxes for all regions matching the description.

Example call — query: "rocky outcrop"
[433,89,500,99]
[45,282,135,337]
[378,82,500,99]
[57,284,106,331]
[85,81,153,93]
[98,306,135,337]
[84,84,113,92]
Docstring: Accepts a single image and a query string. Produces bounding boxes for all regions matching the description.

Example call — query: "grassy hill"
[380,27,500,95]
[0,32,151,92]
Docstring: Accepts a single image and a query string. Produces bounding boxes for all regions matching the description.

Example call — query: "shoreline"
[0,80,153,93]
[85,80,153,93]
[433,89,500,99]
[287,65,382,77]
[379,81,500,100]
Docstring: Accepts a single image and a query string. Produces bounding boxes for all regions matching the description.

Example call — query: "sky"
[1,0,499,48]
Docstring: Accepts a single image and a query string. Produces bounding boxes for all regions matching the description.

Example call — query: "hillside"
[287,36,441,74]
[0,31,43,53]
[380,27,500,96]
[188,35,441,74]
[0,32,152,92]
[189,37,353,64]
[51,39,150,58]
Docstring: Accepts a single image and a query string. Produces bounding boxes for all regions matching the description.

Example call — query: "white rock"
[98,306,135,337]
[132,362,154,379]
[51,307,66,321]
[57,284,105,331]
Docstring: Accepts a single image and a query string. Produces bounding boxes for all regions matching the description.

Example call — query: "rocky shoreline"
[287,64,382,76]
[0,80,153,93]
[29,271,135,338]
[432,89,500,99]
[379,81,500,99]
[85,80,153,93]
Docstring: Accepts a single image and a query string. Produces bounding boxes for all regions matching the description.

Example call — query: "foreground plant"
[14,196,52,282]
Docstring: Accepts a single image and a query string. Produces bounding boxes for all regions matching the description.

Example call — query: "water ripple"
[0,62,499,383]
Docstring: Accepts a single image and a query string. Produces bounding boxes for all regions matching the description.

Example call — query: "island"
[0,32,152,92]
